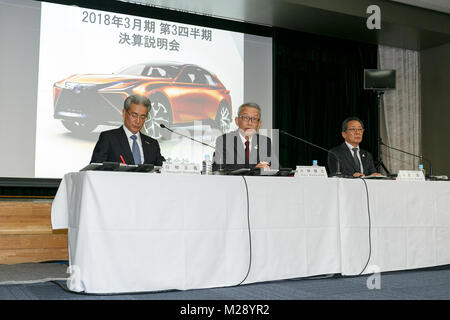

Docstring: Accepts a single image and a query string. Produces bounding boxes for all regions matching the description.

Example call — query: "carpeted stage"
[0,262,449,300]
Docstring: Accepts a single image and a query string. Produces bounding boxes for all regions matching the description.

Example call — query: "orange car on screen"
[53,62,232,139]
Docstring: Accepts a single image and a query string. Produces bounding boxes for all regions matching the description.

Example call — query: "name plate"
[294,166,328,178]
[397,170,425,181]
[161,162,201,174]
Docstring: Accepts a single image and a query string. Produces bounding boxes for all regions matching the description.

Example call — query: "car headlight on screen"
[54,81,65,88]
[100,81,139,92]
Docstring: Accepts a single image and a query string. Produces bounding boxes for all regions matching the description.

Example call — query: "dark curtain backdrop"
[273,28,379,170]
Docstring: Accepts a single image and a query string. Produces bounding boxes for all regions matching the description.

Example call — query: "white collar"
[238,130,254,146]
[123,126,141,140]
[345,141,359,151]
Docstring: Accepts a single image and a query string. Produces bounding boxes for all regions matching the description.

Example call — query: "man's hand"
[255,161,270,170]
[353,172,383,178]
[368,172,383,177]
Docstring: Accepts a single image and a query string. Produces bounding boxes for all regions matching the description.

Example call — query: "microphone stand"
[380,141,433,177]
[374,91,391,176]
[160,124,226,172]
[159,124,214,149]
[280,130,343,177]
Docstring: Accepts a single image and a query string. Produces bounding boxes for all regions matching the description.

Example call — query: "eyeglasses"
[127,111,148,122]
[347,128,364,133]
[239,115,260,123]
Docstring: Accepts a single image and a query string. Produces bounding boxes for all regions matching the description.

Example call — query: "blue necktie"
[130,135,142,165]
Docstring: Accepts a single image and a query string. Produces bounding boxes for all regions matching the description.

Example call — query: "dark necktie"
[352,147,361,172]
[245,140,250,165]
[131,135,142,165]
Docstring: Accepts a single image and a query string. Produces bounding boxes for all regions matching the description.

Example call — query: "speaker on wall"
[364,69,396,90]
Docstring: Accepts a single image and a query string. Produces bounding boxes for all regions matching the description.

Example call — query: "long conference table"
[51,171,450,294]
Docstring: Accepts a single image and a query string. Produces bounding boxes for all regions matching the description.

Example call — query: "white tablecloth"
[339,179,450,275]
[52,172,342,293]
[52,172,450,293]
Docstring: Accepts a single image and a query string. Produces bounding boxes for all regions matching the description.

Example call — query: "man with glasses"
[212,102,273,172]
[327,117,380,177]
[90,94,165,166]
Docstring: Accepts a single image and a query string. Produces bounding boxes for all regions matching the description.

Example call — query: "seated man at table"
[327,117,382,177]
[212,102,274,172]
[90,94,165,166]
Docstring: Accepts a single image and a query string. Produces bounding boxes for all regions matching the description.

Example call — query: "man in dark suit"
[212,102,274,172]
[327,117,381,177]
[90,94,165,166]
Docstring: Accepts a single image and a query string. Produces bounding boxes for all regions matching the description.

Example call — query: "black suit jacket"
[212,131,273,171]
[327,143,377,177]
[90,126,165,166]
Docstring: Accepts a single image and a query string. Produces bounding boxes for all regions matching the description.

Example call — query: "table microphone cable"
[358,177,372,276]
[50,279,177,296]
[237,175,253,286]
[288,177,373,281]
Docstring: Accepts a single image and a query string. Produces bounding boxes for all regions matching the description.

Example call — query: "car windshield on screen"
[118,64,146,75]
[118,64,181,78]
[146,66,181,78]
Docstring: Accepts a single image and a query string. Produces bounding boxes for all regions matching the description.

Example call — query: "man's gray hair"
[123,94,151,111]
[341,117,364,132]
[237,102,261,116]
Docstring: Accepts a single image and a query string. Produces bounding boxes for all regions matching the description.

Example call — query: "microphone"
[280,130,343,177]
[380,141,433,177]
[159,124,215,149]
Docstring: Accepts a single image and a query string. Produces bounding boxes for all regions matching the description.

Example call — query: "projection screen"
[0,0,273,178]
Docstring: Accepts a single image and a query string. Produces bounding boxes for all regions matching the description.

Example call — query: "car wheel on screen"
[215,102,231,133]
[61,120,97,134]
[143,95,172,140]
